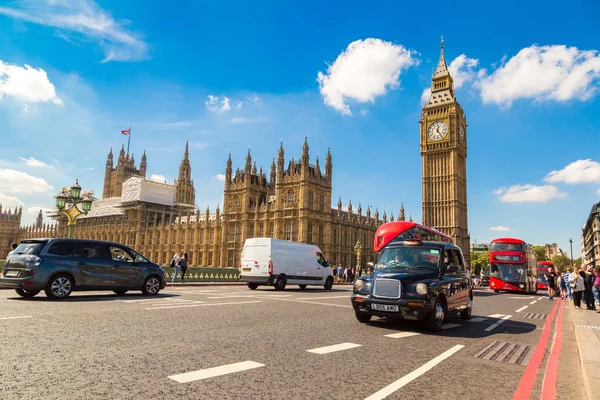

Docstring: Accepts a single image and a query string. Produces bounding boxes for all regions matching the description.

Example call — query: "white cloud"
[420,54,479,104]
[317,38,419,115]
[149,174,168,183]
[215,174,226,182]
[20,156,52,168]
[0,60,63,105]
[478,45,600,107]
[597,187,600,196]
[0,193,23,207]
[545,159,600,184]
[205,95,231,112]
[0,169,53,194]
[494,184,567,203]
[230,116,269,124]
[26,206,52,220]
[0,0,148,62]
[360,109,369,116]
[489,226,511,232]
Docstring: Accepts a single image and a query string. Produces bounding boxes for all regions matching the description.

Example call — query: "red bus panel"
[489,238,538,294]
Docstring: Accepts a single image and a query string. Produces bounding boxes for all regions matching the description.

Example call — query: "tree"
[470,251,490,275]
[533,245,547,262]
[551,254,571,273]
[574,257,583,269]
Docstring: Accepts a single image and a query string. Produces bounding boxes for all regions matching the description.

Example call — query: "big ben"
[420,38,470,264]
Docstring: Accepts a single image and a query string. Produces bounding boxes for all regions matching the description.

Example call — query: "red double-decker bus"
[374,221,452,252]
[536,261,554,290]
[489,238,538,293]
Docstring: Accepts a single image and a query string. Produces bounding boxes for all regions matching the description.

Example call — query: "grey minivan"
[0,238,167,299]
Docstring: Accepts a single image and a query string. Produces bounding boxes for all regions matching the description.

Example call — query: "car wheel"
[461,296,472,320]
[355,313,372,323]
[299,285,307,290]
[494,289,500,293]
[113,290,128,296]
[247,283,258,290]
[45,274,74,300]
[426,297,445,332]
[15,289,40,298]
[142,276,161,295]
[274,275,287,291]
[324,276,334,290]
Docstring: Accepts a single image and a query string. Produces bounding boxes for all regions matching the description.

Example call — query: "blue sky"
[1,0,599,257]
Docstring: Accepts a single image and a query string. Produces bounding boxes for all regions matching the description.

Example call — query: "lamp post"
[354,239,362,277]
[55,179,93,238]
[569,238,574,268]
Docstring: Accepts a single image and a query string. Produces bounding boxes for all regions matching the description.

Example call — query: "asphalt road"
[0,285,586,400]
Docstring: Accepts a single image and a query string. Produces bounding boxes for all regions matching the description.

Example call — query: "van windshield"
[242,245,268,261]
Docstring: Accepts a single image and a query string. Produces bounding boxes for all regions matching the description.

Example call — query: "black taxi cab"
[351,221,473,331]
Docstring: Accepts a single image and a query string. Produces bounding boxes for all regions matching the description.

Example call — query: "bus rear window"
[14,241,46,256]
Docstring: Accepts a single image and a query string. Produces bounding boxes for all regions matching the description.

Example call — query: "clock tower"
[420,38,469,264]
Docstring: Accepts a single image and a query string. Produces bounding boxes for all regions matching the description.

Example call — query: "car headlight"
[415,283,428,295]
[354,280,372,294]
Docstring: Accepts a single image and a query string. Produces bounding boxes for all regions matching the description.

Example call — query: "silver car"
[0,238,167,299]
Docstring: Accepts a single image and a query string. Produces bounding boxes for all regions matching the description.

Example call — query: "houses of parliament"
[5,39,470,266]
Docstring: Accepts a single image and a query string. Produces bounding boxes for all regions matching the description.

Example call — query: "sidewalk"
[569,301,600,400]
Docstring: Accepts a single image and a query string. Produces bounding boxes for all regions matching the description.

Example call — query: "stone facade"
[102,145,147,198]
[27,140,398,268]
[420,38,470,263]
[0,205,22,258]
[582,201,600,268]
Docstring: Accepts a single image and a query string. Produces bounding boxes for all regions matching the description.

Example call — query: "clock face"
[459,125,465,143]
[427,121,448,141]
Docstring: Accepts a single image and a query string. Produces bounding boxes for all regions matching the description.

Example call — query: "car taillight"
[239,263,242,272]
[24,256,43,269]
[268,260,273,275]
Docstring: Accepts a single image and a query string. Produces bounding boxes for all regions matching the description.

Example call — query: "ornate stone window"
[319,195,325,212]
[308,191,314,209]
[287,190,294,203]
[307,222,313,243]
[284,220,296,241]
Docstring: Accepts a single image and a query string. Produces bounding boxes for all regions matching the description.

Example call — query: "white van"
[240,238,334,290]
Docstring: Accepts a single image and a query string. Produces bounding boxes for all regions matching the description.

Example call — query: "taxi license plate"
[242,268,252,272]
[371,304,399,312]
[5,270,19,277]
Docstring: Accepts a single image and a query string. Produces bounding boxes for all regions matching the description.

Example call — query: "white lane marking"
[121,298,184,303]
[298,295,350,300]
[0,315,33,320]
[469,317,488,323]
[147,301,206,306]
[529,300,537,305]
[484,315,512,332]
[207,295,257,299]
[364,345,465,400]
[508,296,535,299]
[146,301,262,310]
[384,332,421,339]
[487,313,506,318]
[168,361,264,383]
[306,342,361,354]
[516,306,528,312]
[442,323,461,330]
[263,297,352,308]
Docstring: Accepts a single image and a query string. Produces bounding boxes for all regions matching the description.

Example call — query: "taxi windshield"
[376,247,440,272]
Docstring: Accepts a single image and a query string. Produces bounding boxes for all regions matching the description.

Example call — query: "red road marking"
[540,300,565,400]
[512,299,560,400]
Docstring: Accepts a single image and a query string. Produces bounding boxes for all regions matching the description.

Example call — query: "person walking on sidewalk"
[569,268,585,309]
[171,250,183,283]
[582,264,595,310]
[545,267,558,300]
[592,266,600,313]
[559,272,567,300]
[179,252,189,283]
[564,269,573,300]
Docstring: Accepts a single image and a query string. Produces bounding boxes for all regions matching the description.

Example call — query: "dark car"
[351,240,473,331]
[0,238,167,299]
[480,274,490,286]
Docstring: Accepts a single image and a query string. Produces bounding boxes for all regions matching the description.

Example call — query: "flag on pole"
[120,128,131,135]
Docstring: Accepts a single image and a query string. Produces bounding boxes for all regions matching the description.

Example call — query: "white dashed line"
[264,297,353,308]
[485,315,512,332]
[306,342,362,354]
[364,345,465,400]
[487,314,506,318]
[148,301,206,306]
[442,323,461,330]
[300,295,350,300]
[508,296,535,299]
[146,301,262,310]
[384,332,421,339]
[516,306,528,312]
[168,361,264,383]
[529,300,537,305]
[0,315,32,320]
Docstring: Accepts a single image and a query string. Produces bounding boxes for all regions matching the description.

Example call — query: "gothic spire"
[433,36,449,79]
[184,140,189,160]
[400,202,405,221]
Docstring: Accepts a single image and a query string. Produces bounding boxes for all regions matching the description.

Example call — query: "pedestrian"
[592,267,600,313]
[170,250,182,283]
[564,269,573,300]
[559,273,567,300]
[569,268,585,309]
[6,242,17,258]
[583,265,595,310]
[180,252,189,283]
[544,267,558,300]
[336,265,343,284]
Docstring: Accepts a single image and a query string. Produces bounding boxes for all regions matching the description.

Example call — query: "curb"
[165,282,355,288]
[568,303,600,400]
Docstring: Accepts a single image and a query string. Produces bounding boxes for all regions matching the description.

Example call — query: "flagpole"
[127,125,132,155]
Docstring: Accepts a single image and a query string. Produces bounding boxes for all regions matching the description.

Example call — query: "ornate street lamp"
[569,239,574,268]
[354,239,362,277]
[55,179,93,238]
